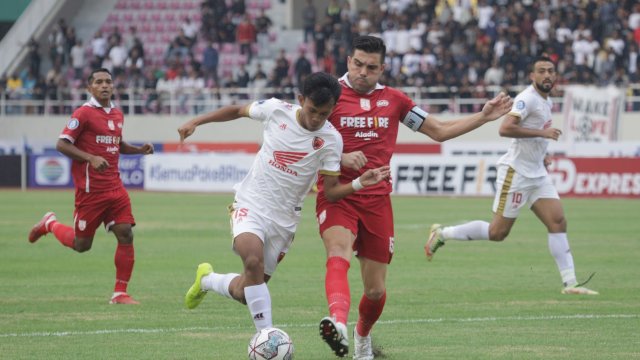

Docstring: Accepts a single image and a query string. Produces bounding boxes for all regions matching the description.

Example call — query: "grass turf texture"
[1,190,638,359]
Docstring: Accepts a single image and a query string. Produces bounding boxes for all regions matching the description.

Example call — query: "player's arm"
[120,141,154,155]
[499,114,562,140]
[322,166,390,202]
[413,93,513,142]
[177,104,250,143]
[56,138,109,172]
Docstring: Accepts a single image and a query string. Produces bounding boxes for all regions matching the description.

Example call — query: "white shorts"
[229,202,295,276]
[492,165,559,218]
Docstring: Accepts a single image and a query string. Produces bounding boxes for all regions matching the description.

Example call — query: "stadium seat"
[137,13,148,22]
[143,0,154,10]
[115,0,128,10]
[164,13,176,22]
[130,1,141,9]
[151,12,162,22]
[157,1,167,10]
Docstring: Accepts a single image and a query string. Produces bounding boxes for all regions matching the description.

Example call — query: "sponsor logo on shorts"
[78,220,86,231]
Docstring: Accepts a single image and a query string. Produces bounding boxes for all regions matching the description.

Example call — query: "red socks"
[325,256,351,325]
[114,243,135,293]
[49,221,75,249]
[356,291,386,337]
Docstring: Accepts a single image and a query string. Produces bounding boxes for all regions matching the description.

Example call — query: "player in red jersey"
[316,36,513,359]
[28,68,154,305]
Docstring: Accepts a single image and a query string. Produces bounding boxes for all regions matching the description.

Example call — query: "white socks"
[442,221,490,240]
[201,272,239,299]
[548,233,577,286]
[244,283,272,331]
[201,273,273,330]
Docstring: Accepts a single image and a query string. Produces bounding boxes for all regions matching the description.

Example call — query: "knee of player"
[73,240,93,252]
[488,228,509,241]
[548,217,567,232]
[243,256,264,276]
[363,286,386,300]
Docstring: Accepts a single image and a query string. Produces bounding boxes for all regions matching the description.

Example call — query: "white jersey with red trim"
[234,98,343,228]
[498,85,553,178]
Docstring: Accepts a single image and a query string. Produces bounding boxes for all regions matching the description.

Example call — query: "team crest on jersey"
[108,120,115,130]
[516,100,525,110]
[78,220,86,231]
[360,98,371,111]
[67,118,79,130]
[312,136,325,150]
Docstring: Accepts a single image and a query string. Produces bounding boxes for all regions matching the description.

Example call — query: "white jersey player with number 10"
[427,57,598,296]
[178,72,391,340]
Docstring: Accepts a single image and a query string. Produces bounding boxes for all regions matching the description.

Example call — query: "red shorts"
[316,193,394,264]
[73,187,135,237]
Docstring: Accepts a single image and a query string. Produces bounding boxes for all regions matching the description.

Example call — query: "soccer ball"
[248,327,294,360]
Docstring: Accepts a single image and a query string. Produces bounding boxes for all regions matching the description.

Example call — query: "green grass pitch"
[1,190,639,359]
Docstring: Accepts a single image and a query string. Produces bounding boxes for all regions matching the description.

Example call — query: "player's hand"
[341,151,367,170]
[89,155,109,172]
[178,123,197,143]
[359,165,391,187]
[140,143,154,155]
[543,154,553,169]
[481,92,513,121]
[542,127,562,141]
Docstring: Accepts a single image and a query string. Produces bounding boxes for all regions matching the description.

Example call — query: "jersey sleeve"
[318,133,343,176]
[508,93,529,119]
[247,98,280,124]
[60,108,87,143]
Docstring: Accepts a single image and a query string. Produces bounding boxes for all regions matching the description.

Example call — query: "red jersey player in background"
[28,68,154,305]
[316,35,513,359]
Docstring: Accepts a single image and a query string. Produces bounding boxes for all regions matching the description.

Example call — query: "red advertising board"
[548,157,640,198]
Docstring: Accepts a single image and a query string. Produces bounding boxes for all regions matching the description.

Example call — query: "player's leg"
[351,195,393,359]
[427,166,522,260]
[354,257,386,359]
[105,189,139,304]
[317,196,357,357]
[231,232,272,330]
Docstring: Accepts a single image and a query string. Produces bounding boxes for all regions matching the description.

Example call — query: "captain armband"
[401,106,428,132]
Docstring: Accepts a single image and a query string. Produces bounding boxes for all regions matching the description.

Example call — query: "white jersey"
[498,85,553,178]
[233,98,343,229]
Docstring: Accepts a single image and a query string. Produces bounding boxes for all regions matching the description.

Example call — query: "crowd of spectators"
[2,0,640,115]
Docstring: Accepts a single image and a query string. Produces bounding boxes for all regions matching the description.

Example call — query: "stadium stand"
[1,0,639,116]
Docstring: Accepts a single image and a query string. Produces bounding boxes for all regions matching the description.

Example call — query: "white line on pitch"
[1,314,637,338]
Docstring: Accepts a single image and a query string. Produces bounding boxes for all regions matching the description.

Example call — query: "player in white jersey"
[178,72,391,335]
[426,56,598,295]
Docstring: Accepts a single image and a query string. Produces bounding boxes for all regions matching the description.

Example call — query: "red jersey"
[60,98,125,193]
[318,75,415,195]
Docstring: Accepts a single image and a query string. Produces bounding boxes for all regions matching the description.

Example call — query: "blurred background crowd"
[2,0,640,115]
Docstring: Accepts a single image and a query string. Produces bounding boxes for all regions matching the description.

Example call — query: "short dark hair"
[88,68,112,84]
[352,35,386,64]
[301,72,341,106]
[530,56,555,72]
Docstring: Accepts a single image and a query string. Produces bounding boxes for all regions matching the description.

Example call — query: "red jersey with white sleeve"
[318,74,416,195]
[59,97,125,193]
